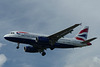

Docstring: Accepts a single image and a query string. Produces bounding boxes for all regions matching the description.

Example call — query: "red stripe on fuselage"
[79,28,88,34]
[17,32,28,34]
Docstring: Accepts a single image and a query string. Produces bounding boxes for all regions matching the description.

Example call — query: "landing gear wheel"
[42,52,46,56]
[16,46,19,49]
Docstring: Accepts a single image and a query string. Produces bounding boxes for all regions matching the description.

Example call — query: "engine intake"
[24,46,38,53]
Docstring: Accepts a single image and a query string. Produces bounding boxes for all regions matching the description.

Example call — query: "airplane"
[4,23,97,56]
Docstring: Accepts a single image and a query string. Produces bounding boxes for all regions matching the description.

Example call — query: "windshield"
[10,32,15,34]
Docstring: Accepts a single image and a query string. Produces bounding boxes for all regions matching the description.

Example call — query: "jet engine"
[24,46,38,53]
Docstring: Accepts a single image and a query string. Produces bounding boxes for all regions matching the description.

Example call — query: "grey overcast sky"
[0,0,100,67]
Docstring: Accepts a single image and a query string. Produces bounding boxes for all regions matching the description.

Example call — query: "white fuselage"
[4,31,88,48]
[3,24,95,56]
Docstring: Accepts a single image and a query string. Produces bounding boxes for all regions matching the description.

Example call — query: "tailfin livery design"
[75,26,89,41]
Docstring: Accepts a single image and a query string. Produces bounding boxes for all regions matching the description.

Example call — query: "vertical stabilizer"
[75,26,89,41]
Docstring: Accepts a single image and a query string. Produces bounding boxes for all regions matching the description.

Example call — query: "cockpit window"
[10,32,15,34]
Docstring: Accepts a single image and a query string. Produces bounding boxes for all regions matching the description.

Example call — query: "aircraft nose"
[4,34,10,40]
[4,34,16,42]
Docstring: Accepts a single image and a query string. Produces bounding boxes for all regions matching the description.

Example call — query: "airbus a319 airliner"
[4,23,97,56]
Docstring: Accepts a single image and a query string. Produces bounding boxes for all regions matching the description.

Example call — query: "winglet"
[79,23,82,26]
[76,23,82,26]
[77,23,82,25]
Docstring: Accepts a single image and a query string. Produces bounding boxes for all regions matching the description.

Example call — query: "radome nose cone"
[4,35,9,40]
[4,34,13,41]
[4,35,6,38]
[4,36,6,39]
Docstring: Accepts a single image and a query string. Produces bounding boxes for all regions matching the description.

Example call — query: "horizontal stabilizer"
[81,37,97,44]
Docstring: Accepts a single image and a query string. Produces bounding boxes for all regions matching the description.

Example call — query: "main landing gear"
[16,43,20,49]
[41,52,46,56]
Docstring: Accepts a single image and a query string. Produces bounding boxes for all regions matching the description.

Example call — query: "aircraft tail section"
[75,26,89,41]
[81,37,97,44]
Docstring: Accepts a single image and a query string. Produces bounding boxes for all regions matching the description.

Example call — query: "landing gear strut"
[50,46,54,50]
[16,43,20,49]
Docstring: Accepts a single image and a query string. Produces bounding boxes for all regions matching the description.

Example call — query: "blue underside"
[5,37,78,48]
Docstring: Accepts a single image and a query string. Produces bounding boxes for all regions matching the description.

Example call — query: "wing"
[48,23,81,45]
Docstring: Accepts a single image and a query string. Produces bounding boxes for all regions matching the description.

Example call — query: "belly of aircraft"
[5,37,78,48]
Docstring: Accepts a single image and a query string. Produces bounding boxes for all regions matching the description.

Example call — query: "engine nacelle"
[24,46,38,53]
[36,37,50,44]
